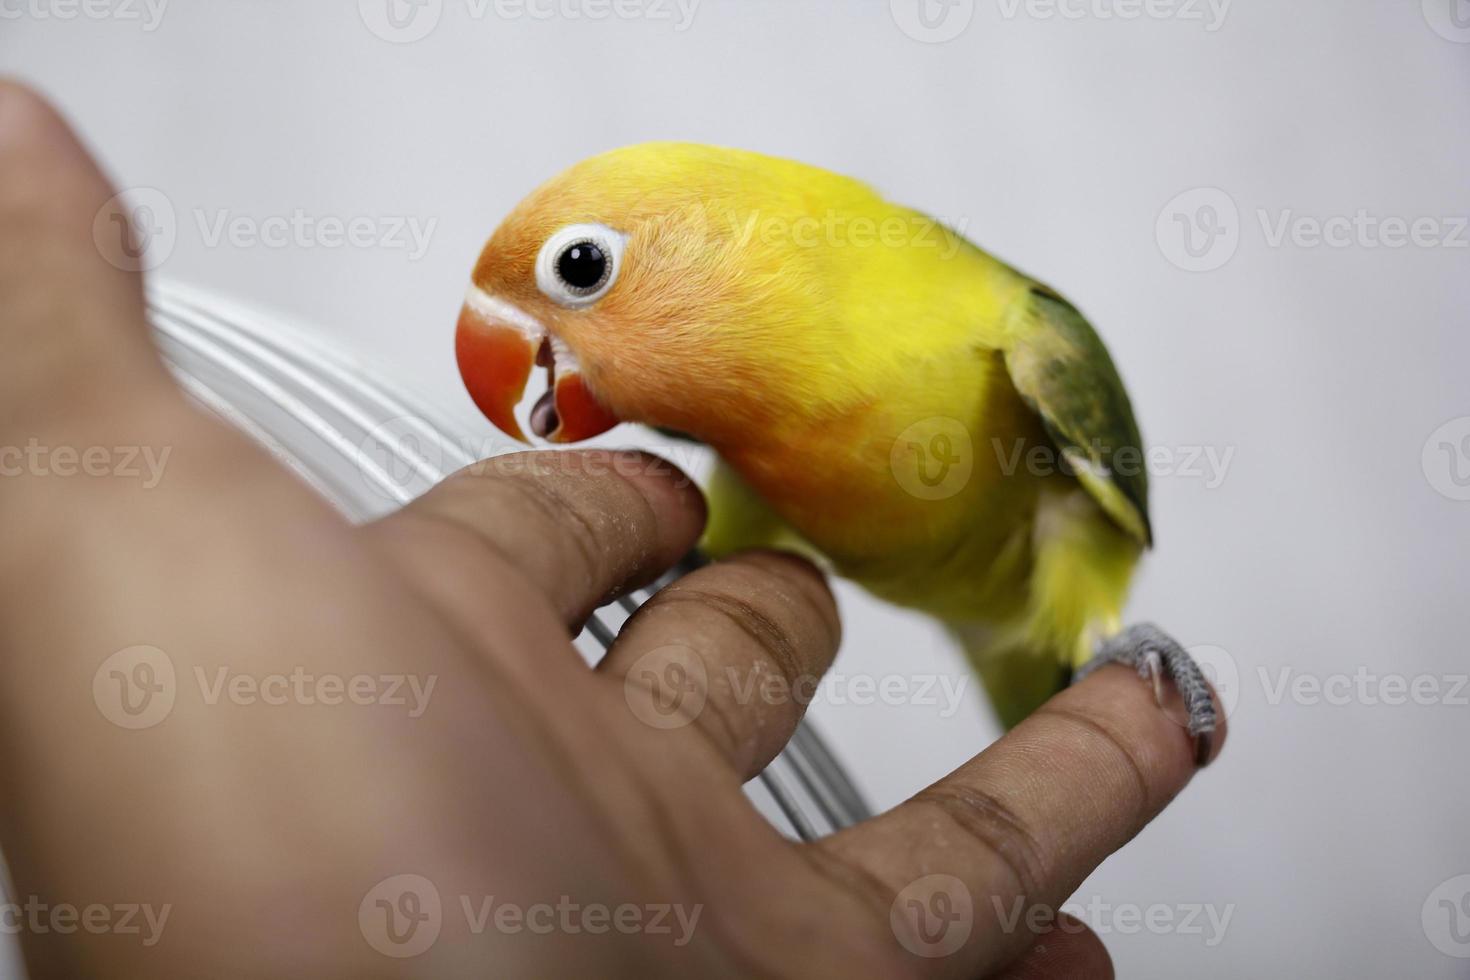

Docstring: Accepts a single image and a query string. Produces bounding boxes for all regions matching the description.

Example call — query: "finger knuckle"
[487,469,611,588]
[911,783,1050,902]
[801,842,911,936]
[1039,706,1154,825]
[660,587,807,690]
[735,552,840,648]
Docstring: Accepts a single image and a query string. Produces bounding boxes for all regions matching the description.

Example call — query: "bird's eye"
[558,241,606,289]
[536,223,626,308]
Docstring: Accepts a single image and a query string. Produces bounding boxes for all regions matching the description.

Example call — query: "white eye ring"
[535,223,627,308]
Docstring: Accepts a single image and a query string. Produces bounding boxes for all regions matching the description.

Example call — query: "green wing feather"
[653,426,703,444]
[1004,286,1153,547]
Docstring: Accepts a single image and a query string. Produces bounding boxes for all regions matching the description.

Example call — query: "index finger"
[367,449,706,630]
[812,664,1227,977]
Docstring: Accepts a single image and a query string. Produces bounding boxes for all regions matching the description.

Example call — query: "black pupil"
[557,241,607,290]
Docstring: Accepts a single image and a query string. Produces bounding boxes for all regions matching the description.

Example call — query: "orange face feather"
[455,143,883,451]
[452,142,1021,554]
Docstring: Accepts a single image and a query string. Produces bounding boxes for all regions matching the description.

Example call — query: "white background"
[4,1,1470,976]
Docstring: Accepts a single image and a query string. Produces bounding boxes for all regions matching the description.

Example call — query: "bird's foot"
[1075,623,1218,767]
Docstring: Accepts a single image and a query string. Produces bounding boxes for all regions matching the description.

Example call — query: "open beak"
[455,285,621,444]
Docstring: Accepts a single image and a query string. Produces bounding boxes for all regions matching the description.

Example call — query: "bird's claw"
[1076,623,1218,767]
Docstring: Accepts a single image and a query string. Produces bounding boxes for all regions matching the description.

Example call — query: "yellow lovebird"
[454,143,1215,757]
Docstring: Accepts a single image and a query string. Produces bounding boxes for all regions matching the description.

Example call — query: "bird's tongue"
[530,390,560,439]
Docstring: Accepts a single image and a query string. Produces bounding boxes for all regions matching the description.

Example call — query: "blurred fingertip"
[0,78,80,158]
[996,915,1114,980]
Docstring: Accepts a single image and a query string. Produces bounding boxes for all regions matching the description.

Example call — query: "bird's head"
[456,143,877,445]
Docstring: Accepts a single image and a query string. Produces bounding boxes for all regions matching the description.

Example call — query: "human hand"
[0,81,1223,979]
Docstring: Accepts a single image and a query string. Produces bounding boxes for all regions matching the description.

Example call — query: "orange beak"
[455,287,621,444]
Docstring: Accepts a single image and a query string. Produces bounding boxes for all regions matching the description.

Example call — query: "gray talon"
[1077,623,1218,766]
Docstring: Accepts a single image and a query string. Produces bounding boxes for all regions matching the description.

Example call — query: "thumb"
[0,79,175,434]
